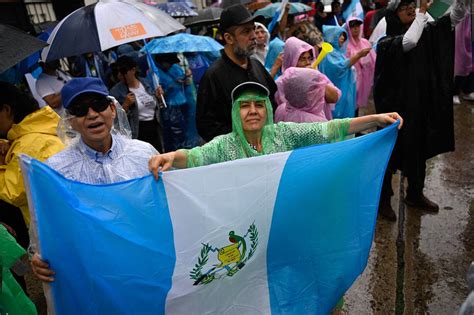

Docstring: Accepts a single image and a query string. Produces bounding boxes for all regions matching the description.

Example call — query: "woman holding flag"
[149,81,403,175]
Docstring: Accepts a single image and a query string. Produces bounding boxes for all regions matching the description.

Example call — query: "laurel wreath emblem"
[189,223,259,285]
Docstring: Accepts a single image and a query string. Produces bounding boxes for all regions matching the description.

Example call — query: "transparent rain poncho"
[56,97,132,146]
[181,90,352,168]
[48,97,157,184]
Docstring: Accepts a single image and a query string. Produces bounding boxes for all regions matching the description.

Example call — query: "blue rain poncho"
[319,25,356,119]
[264,37,285,79]
[157,63,187,107]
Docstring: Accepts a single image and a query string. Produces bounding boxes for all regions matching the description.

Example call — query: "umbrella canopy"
[0,24,48,73]
[183,7,223,27]
[169,0,197,9]
[254,2,312,18]
[156,2,198,17]
[142,33,223,53]
[41,0,184,62]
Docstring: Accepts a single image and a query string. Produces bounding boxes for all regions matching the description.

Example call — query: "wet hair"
[316,2,325,11]
[331,0,341,8]
[349,20,363,28]
[340,32,347,41]
[385,9,406,36]
[154,53,180,65]
[0,81,39,123]
[115,56,138,75]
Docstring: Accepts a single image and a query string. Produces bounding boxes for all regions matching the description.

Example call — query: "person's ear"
[0,104,12,117]
[110,103,117,120]
[223,32,234,45]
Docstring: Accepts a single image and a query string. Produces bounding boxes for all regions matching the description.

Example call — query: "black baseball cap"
[231,81,270,103]
[219,4,264,33]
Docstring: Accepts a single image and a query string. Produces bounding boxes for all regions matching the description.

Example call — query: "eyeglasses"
[67,97,111,117]
[298,55,313,65]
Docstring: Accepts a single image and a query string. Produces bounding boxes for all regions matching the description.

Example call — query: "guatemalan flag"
[21,123,398,315]
[342,0,364,21]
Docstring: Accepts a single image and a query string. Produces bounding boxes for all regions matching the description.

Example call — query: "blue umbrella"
[254,2,312,19]
[141,33,223,54]
[156,2,198,17]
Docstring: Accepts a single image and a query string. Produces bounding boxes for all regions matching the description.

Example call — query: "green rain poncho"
[181,89,352,168]
[0,225,37,315]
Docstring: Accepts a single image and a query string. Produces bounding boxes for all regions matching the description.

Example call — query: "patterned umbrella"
[183,7,223,27]
[41,0,184,62]
[156,2,198,17]
[254,2,312,18]
[141,33,223,53]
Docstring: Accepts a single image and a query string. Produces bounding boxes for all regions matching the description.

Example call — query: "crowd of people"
[0,0,472,312]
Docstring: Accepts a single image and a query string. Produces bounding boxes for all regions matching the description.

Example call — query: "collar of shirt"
[222,50,253,72]
[77,134,123,163]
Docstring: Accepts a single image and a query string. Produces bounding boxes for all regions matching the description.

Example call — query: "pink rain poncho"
[275,67,341,123]
[454,11,472,77]
[345,17,376,108]
[275,37,340,122]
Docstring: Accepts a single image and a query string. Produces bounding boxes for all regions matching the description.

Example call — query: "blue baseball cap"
[61,77,109,109]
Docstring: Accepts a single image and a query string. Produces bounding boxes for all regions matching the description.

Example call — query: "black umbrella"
[183,7,223,27]
[0,23,48,73]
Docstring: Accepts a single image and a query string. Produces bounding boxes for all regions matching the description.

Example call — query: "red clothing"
[364,10,376,38]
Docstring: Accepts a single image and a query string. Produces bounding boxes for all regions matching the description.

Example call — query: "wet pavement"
[344,99,474,314]
[26,101,473,315]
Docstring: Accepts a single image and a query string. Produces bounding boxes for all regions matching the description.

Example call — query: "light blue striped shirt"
[45,135,158,184]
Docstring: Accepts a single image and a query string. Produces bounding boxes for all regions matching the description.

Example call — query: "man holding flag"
[30,77,159,281]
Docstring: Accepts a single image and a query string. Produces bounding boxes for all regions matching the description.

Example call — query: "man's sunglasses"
[67,97,111,117]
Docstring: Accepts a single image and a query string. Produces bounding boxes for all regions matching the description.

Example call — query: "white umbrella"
[41,0,184,62]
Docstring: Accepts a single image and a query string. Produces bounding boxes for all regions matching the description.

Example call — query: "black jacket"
[374,15,455,177]
[196,51,277,142]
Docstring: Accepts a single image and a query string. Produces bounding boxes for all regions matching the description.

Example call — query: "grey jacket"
[110,77,160,139]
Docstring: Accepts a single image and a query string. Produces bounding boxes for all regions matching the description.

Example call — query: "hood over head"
[282,37,316,72]
[323,25,349,53]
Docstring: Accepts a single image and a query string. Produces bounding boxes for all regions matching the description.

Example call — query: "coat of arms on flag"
[191,223,259,285]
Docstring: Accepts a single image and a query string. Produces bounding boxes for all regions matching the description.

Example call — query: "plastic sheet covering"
[56,97,132,145]
[21,122,399,314]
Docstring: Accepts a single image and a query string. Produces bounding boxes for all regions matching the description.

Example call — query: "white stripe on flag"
[163,151,291,314]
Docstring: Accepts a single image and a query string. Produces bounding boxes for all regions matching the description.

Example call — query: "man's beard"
[233,42,256,58]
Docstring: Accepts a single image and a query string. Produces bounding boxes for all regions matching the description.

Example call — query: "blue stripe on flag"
[342,0,364,21]
[25,160,176,314]
[267,10,281,34]
[267,123,398,314]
